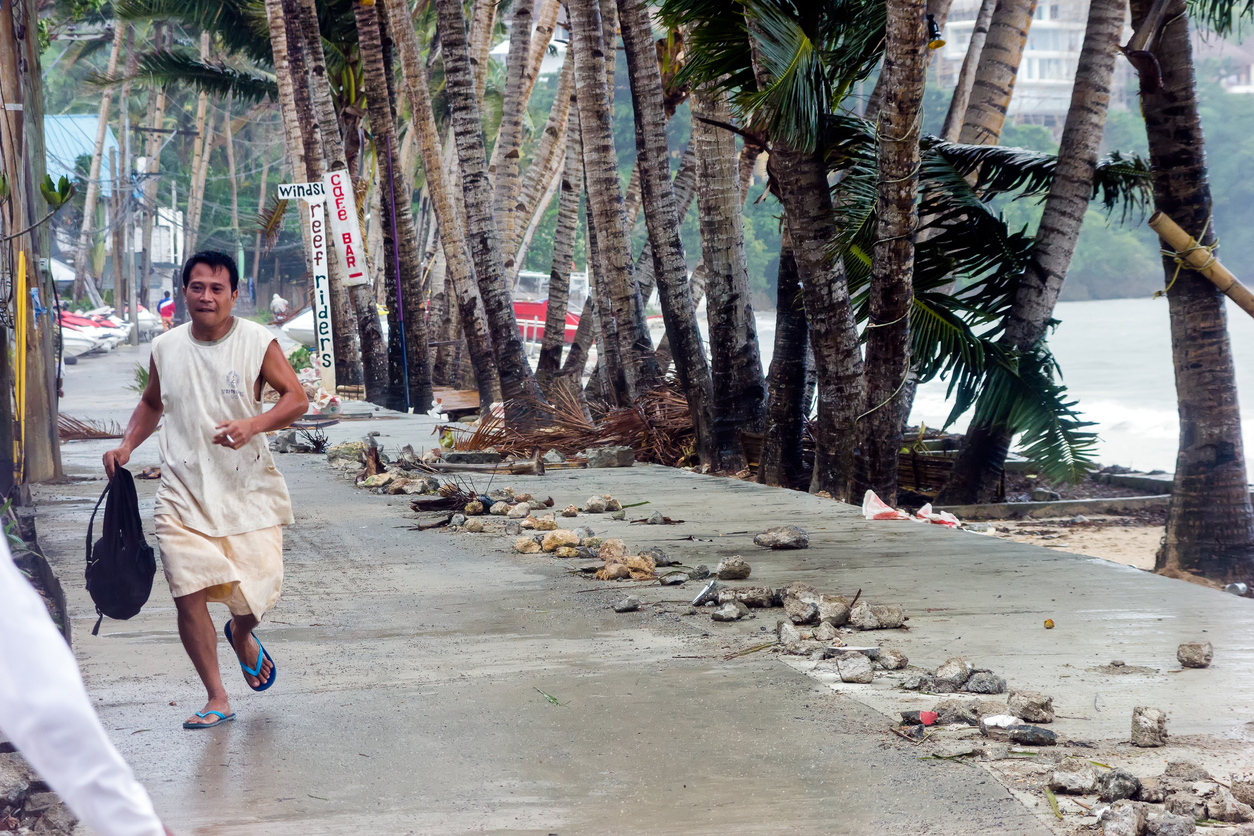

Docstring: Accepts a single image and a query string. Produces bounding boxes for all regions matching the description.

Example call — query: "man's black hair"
[182,251,239,292]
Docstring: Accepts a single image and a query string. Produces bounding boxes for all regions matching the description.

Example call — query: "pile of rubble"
[323,439,447,496]
[0,749,76,835]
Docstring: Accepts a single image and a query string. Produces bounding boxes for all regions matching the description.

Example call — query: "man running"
[104,252,308,730]
[157,291,175,331]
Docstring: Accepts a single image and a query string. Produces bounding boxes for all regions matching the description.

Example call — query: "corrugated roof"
[44,114,118,198]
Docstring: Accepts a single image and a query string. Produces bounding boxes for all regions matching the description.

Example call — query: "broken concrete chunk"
[646,511,665,525]
[849,601,904,630]
[326,441,368,465]
[779,582,820,603]
[900,673,936,692]
[450,513,466,527]
[360,472,395,488]
[554,547,580,558]
[464,518,485,533]
[542,530,580,552]
[520,516,539,530]
[777,621,802,645]
[659,572,689,586]
[689,565,710,580]
[1207,787,1254,823]
[963,671,1007,694]
[527,499,547,511]
[733,587,777,608]
[1177,641,1213,669]
[561,505,580,517]
[711,601,749,622]
[1232,772,1254,807]
[753,525,810,549]
[1164,793,1206,820]
[463,500,485,516]
[584,496,609,513]
[507,503,531,519]
[605,498,623,512]
[1131,706,1168,747]
[934,657,974,691]
[1099,769,1142,802]
[836,653,874,683]
[542,449,566,464]
[641,546,675,567]
[613,595,642,613]
[1101,801,1149,836]
[504,521,522,536]
[933,699,980,726]
[584,446,635,468]
[514,537,541,554]
[1008,690,1055,724]
[598,539,629,562]
[877,647,909,670]
[0,753,30,807]
[572,526,596,541]
[534,519,559,531]
[1164,761,1211,781]
[716,556,752,580]
[817,597,851,627]
[1146,812,1196,836]
[490,501,511,516]
[813,622,838,642]
[784,596,820,625]
[1050,759,1099,795]
[1138,777,1167,803]
[600,563,631,580]
[1006,724,1056,746]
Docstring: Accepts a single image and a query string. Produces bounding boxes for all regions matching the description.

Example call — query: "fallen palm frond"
[58,415,124,442]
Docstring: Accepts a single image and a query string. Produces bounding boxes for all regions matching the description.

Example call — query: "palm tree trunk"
[1130,0,1254,581]
[941,0,997,141]
[691,85,765,470]
[223,93,240,245]
[436,0,546,412]
[537,96,582,385]
[251,153,270,302]
[356,0,433,411]
[759,232,808,488]
[860,0,927,505]
[570,0,661,405]
[508,53,574,263]
[490,0,535,245]
[184,107,215,256]
[71,21,123,301]
[511,157,564,279]
[469,0,497,104]
[139,23,167,310]
[638,141,696,311]
[958,0,1039,146]
[387,0,501,408]
[939,0,1123,505]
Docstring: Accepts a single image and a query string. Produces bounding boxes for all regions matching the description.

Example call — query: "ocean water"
[742,297,1254,476]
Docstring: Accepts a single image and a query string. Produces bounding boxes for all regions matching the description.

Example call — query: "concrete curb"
[935,494,1172,521]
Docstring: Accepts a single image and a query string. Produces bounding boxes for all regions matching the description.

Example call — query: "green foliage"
[287,346,312,372]
[95,49,278,103]
[128,361,149,392]
[40,175,75,209]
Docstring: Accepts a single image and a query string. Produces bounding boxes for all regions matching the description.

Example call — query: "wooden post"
[1149,211,1254,319]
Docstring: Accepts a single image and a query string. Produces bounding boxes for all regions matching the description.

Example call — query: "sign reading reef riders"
[279,181,336,392]
[322,170,370,288]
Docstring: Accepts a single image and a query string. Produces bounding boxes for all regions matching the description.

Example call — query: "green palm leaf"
[91,49,278,102]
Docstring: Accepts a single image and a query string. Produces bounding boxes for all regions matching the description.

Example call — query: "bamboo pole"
[1149,211,1254,319]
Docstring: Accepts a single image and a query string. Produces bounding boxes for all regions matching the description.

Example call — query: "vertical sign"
[323,170,370,287]
[307,199,336,393]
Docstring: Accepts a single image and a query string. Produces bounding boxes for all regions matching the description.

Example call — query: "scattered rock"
[659,572,689,586]
[490,501,511,516]
[542,449,566,464]
[1177,641,1213,669]
[444,450,501,464]
[814,622,838,642]
[753,526,810,549]
[598,539,629,562]
[646,511,665,525]
[1007,724,1057,746]
[421,448,442,464]
[585,446,635,468]
[611,510,627,520]
[849,601,904,630]
[784,596,819,625]
[900,673,936,691]
[613,596,641,613]
[712,601,749,622]
[933,699,981,726]
[514,537,541,554]
[963,671,1007,694]
[818,596,851,626]
[520,516,539,530]
[600,563,630,580]
[584,496,609,513]
[1138,777,1167,803]
[507,503,531,519]
[527,499,547,511]
[326,441,368,466]
[1164,793,1206,820]
[360,472,395,488]
[836,653,874,683]
[504,521,522,536]
[572,526,596,540]
[1099,769,1142,802]
[934,658,974,692]
[877,647,909,670]
[561,505,580,517]
[554,547,580,558]
[450,513,466,527]
[1050,759,1099,795]
[641,546,676,567]
[1164,761,1211,781]
[1132,706,1168,747]
[1232,772,1254,806]
[1031,487,1062,502]
[0,753,29,807]
[735,587,777,608]
[542,530,580,552]
[1146,812,1196,836]
[1008,690,1055,724]
[777,621,802,645]
[1101,800,1149,836]
[716,556,752,580]
[464,518,485,533]
[463,500,485,516]
[689,565,710,580]
[1207,788,1254,823]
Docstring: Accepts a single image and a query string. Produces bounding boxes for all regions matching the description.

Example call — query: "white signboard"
[306,200,336,393]
[323,170,370,287]
[276,181,326,202]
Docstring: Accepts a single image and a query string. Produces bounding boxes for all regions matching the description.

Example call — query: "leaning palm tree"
[1134,0,1254,582]
[958,0,1038,145]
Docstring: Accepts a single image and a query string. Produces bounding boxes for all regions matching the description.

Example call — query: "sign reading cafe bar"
[277,174,372,393]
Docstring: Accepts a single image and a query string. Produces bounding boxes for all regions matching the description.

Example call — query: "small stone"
[542,449,566,464]
[543,530,580,552]
[659,572,689,586]
[752,525,810,549]
[360,472,395,488]
[554,547,580,558]
[818,596,851,626]
[490,501,511,516]
[963,671,1008,694]
[1032,487,1062,502]
[836,653,874,683]
[1232,772,1254,806]
[520,516,538,530]
[0,753,30,807]
[1138,777,1167,803]
[1146,812,1196,836]
[605,498,623,512]
[611,510,626,520]
[505,521,522,536]
[1164,761,1211,781]
[561,505,580,517]
[600,563,631,580]
[1099,769,1142,802]
[778,621,802,645]
[585,446,635,468]
[572,526,595,540]
[814,622,838,642]
[514,493,534,503]
[900,674,935,691]
[1007,724,1057,746]
[465,518,485,533]
[1050,759,1099,795]
[849,601,904,630]
[599,539,629,562]
[641,546,676,567]
[464,500,484,516]
[784,596,819,625]
[712,601,749,622]
[1208,788,1254,823]
[534,519,558,531]
[1164,793,1206,820]
[934,657,974,691]
[508,502,531,519]
[689,565,710,580]
[28,799,77,835]
[646,511,665,525]
[613,595,641,613]
[1101,801,1149,836]
[584,496,609,513]
[528,499,547,511]
[1131,706,1168,747]
[514,537,541,554]
[877,647,909,670]
[450,514,466,527]
[933,699,980,726]
[1177,641,1213,669]
[735,587,777,608]
[716,556,752,580]
[1008,690,1055,723]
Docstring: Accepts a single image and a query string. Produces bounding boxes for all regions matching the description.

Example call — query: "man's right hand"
[103,446,131,479]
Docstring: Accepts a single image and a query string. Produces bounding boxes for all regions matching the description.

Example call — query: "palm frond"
[1188,0,1251,37]
[252,196,290,253]
[91,49,279,103]
[113,0,273,65]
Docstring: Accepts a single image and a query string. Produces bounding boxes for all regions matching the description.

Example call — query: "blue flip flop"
[182,710,236,730]
[224,620,278,692]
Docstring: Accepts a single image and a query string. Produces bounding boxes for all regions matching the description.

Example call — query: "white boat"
[61,326,102,357]
[282,308,389,349]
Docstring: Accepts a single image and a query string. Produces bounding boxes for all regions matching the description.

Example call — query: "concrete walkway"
[34,342,1254,834]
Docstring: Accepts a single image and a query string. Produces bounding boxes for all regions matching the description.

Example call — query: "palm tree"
[385,0,500,409]
[617,0,719,468]
[435,0,546,410]
[490,0,535,245]
[508,54,574,269]
[536,83,581,386]
[1135,0,1254,581]
[570,0,662,405]
[758,233,810,490]
[940,0,996,141]
[958,0,1038,145]
[690,84,765,470]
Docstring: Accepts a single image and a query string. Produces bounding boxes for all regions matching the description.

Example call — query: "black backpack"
[85,466,156,635]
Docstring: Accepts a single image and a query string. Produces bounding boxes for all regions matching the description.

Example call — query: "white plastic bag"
[862,489,911,520]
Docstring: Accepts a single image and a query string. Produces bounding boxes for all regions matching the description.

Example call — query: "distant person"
[270,292,289,318]
[103,251,308,730]
[157,292,175,331]
[1,542,173,835]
